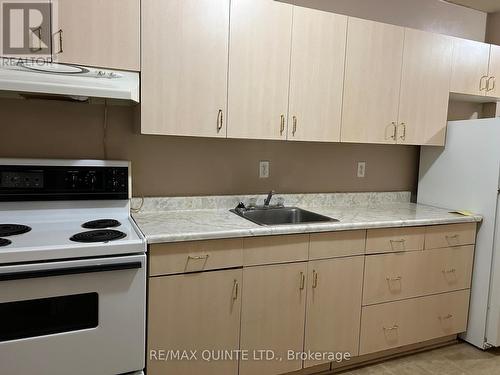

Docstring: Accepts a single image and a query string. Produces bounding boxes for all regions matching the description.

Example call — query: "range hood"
[0,61,139,103]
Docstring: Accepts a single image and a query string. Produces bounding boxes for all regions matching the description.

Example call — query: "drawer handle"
[299,271,306,290]
[312,270,318,289]
[232,279,239,301]
[188,254,210,260]
[383,324,399,331]
[390,239,406,251]
[386,276,402,282]
[445,234,459,243]
[439,314,453,320]
[442,268,456,274]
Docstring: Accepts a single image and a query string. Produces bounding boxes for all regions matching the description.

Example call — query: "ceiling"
[445,0,500,13]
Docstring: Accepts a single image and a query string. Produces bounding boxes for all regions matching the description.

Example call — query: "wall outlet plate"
[259,160,270,179]
[357,161,366,178]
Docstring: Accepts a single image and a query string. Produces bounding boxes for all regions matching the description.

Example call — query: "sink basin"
[231,207,338,226]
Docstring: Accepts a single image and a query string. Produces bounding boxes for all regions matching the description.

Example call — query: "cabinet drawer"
[149,238,243,276]
[422,246,474,295]
[243,234,309,266]
[366,227,425,254]
[363,252,421,305]
[309,230,365,260]
[360,290,470,355]
[425,223,476,249]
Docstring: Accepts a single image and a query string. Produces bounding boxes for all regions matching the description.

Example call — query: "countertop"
[132,193,482,244]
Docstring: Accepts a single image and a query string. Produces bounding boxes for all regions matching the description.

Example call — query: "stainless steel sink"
[230,206,338,226]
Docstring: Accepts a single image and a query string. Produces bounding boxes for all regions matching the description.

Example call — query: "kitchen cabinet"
[397,29,453,146]
[52,0,140,70]
[227,0,293,140]
[141,0,229,137]
[147,269,242,375]
[450,38,491,97]
[341,18,404,144]
[239,262,307,375]
[487,45,500,98]
[287,7,347,142]
[304,256,364,367]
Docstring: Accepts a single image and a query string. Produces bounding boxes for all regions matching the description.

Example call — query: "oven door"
[0,254,146,375]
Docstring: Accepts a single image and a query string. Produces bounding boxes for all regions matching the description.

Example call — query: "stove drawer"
[150,238,243,276]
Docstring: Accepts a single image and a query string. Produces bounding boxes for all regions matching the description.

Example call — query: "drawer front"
[360,297,420,355]
[309,230,366,260]
[366,227,425,254]
[149,238,243,276]
[420,290,470,341]
[422,246,474,295]
[243,234,309,266]
[363,252,422,305]
[425,223,476,249]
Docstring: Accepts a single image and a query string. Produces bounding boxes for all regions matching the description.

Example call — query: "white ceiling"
[445,0,500,13]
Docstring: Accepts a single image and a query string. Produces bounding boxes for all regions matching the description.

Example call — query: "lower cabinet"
[239,262,308,375]
[304,256,364,368]
[147,269,242,375]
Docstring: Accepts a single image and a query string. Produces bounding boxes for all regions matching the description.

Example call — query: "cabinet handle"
[487,76,496,92]
[445,234,459,244]
[299,271,305,290]
[439,314,453,320]
[390,239,406,251]
[442,268,456,274]
[280,115,285,135]
[398,123,406,141]
[480,75,489,91]
[292,116,297,136]
[312,270,318,289]
[55,29,63,54]
[232,279,239,300]
[383,324,399,331]
[217,109,223,132]
[389,122,397,140]
[187,254,209,260]
[386,276,402,282]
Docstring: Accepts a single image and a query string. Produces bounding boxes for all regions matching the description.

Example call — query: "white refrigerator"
[418,117,500,349]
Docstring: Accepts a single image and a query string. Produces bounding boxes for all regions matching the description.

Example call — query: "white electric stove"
[0,159,146,375]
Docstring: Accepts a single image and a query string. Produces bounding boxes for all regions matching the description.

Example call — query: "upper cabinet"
[450,38,497,98]
[141,0,230,137]
[287,8,347,142]
[397,29,453,146]
[52,0,140,70]
[488,45,500,98]
[227,0,293,140]
[341,18,404,144]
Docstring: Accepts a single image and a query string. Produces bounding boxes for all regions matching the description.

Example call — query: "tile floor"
[342,342,500,374]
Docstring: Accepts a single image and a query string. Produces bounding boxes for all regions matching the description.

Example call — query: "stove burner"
[70,229,126,243]
[82,219,121,229]
[0,238,11,247]
[0,224,32,237]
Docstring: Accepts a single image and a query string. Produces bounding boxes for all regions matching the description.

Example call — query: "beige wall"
[486,12,500,44]
[0,98,419,197]
[281,0,487,41]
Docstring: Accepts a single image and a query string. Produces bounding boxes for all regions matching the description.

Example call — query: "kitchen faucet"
[264,190,275,207]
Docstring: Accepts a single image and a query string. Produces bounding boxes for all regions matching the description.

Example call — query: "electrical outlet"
[259,161,270,179]
[357,162,366,178]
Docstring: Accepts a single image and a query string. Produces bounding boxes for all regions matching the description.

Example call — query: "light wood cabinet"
[487,45,500,98]
[450,38,491,96]
[287,7,347,142]
[141,0,230,137]
[366,226,425,254]
[309,230,365,260]
[341,18,404,144]
[52,0,140,70]
[304,257,364,367]
[397,29,453,146]
[425,223,476,250]
[227,0,293,140]
[243,234,309,266]
[147,269,242,375]
[240,262,307,375]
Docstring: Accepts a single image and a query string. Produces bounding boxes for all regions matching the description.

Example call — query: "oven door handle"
[0,261,142,281]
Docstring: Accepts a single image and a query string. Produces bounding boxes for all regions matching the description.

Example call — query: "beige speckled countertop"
[131,192,482,244]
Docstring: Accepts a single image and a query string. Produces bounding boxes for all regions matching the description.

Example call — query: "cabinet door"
[141,0,229,137]
[341,18,404,144]
[304,257,364,368]
[487,44,500,98]
[240,262,307,375]
[288,7,347,142]
[227,0,293,140]
[450,38,490,96]
[52,0,140,70]
[147,269,242,375]
[397,29,453,146]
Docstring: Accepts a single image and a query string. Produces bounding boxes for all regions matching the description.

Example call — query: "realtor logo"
[2,1,51,55]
